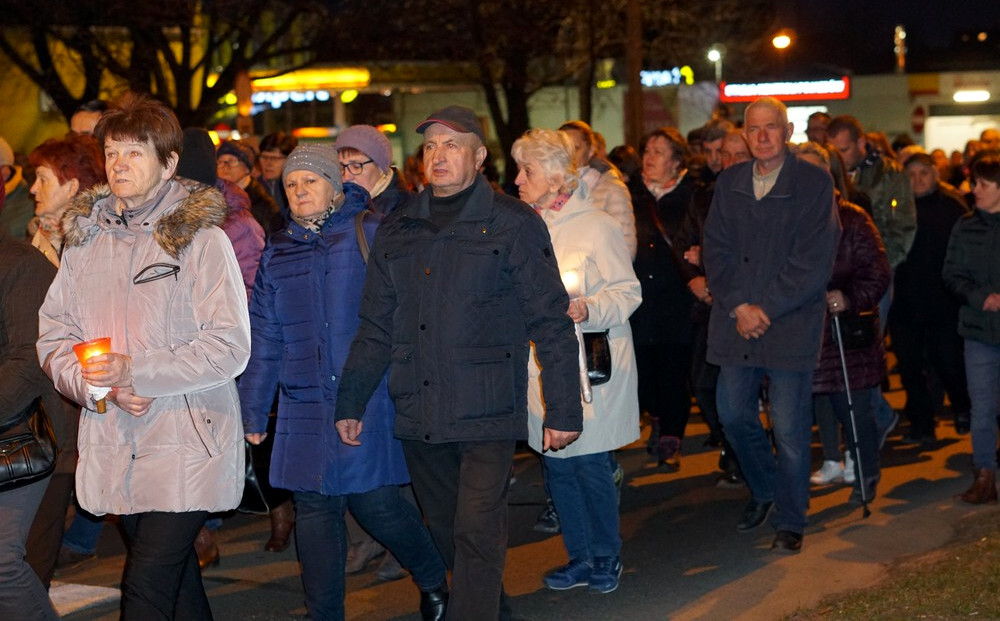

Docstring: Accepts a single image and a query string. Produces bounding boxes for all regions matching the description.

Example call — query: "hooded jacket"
[239,183,410,495]
[36,179,251,516]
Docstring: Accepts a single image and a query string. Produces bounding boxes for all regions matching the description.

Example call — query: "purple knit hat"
[334,125,393,172]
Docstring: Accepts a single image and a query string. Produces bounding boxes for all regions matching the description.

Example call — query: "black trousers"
[635,342,693,438]
[119,511,211,621]
[26,471,74,589]
[402,439,515,621]
[891,319,970,435]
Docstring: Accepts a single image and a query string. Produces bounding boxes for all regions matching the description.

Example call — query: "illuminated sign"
[252,90,332,110]
[640,67,694,87]
[719,77,851,102]
[251,67,370,92]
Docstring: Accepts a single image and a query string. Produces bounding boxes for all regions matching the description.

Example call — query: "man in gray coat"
[703,97,840,553]
[336,105,582,619]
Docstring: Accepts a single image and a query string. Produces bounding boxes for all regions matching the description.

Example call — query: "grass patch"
[788,508,1000,620]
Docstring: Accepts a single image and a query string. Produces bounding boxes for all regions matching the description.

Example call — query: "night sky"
[786,0,998,74]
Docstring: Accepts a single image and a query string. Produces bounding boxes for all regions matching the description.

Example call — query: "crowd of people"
[0,91,999,621]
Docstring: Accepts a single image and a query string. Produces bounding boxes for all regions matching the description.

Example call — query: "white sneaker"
[843,451,856,485]
[810,460,844,485]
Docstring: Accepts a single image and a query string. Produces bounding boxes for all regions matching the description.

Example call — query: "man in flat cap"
[335,105,582,619]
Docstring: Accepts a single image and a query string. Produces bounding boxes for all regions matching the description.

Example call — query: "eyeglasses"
[217,157,243,169]
[340,160,374,175]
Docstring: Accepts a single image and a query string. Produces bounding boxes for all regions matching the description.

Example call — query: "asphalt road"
[54,382,997,620]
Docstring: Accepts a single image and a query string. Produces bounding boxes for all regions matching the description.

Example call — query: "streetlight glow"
[772,34,792,49]
[707,49,721,63]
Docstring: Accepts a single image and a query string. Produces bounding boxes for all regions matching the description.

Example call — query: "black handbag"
[835,310,879,350]
[584,331,612,386]
[238,416,292,515]
[0,401,57,492]
[238,440,270,515]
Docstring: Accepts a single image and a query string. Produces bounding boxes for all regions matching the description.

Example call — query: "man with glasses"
[217,140,283,234]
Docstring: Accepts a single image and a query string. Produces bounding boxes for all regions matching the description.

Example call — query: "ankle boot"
[657,435,682,471]
[419,587,448,621]
[959,467,998,505]
[265,499,295,552]
[194,526,220,569]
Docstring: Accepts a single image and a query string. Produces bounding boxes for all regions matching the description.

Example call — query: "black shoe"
[954,412,971,435]
[419,587,448,621]
[736,500,773,532]
[716,471,743,488]
[771,530,803,553]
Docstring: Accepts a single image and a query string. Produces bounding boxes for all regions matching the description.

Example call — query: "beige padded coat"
[37,180,251,515]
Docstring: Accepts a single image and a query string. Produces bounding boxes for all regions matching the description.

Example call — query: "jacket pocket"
[185,394,222,457]
[386,249,416,289]
[451,346,515,419]
[387,345,416,399]
[452,241,504,294]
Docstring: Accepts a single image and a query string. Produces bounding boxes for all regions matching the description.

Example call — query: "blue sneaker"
[588,556,622,594]
[543,558,592,590]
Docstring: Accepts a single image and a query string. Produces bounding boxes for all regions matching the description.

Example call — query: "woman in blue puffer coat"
[239,145,447,621]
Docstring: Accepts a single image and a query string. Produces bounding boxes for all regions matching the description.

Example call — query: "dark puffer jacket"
[812,200,891,393]
[239,183,410,495]
[943,208,1000,346]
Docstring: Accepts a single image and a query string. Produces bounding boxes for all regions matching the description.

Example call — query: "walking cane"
[831,313,871,519]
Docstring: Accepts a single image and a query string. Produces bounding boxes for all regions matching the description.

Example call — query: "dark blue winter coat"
[239,182,409,495]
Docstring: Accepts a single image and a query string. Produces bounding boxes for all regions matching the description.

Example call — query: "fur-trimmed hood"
[62,180,228,259]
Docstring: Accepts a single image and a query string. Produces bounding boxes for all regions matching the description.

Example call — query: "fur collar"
[62,181,228,259]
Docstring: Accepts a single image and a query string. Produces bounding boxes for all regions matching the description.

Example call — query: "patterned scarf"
[292,203,337,233]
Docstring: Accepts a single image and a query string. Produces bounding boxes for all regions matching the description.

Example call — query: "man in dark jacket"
[336,105,582,619]
[704,97,839,554]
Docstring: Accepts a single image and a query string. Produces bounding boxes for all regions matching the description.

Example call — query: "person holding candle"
[36,92,251,619]
[512,128,641,594]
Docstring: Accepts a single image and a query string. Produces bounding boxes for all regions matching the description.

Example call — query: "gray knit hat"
[282,144,342,193]
[334,125,392,172]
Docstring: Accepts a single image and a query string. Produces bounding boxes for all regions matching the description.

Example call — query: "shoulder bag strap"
[354,210,371,265]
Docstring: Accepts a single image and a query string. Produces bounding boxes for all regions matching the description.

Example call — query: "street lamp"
[772,29,795,50]
[707,44,726,83]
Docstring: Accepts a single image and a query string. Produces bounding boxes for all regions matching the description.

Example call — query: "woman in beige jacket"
[36,93,250,620]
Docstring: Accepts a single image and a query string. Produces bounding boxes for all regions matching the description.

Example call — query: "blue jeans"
[544,452,621,561]
[294,485,446,621]
[717,366,813,534]
[963,339,1000,470]
[62,505,104,555]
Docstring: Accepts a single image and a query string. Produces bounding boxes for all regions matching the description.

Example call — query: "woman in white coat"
[36,93,250,620]
[513,129,641,595]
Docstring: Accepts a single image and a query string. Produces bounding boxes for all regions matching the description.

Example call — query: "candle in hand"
[73,337,112,413]
[561,270,581,299]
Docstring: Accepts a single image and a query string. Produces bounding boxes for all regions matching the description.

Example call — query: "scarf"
[292,203,337,233]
